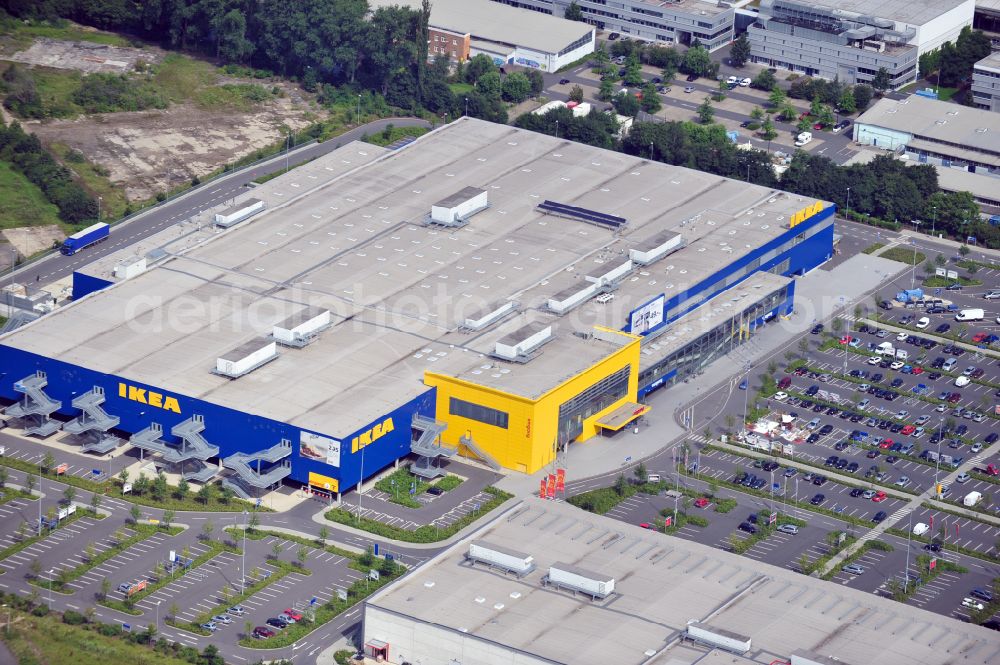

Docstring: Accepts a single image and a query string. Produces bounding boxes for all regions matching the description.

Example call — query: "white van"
[794,131,813,147]
[964,491,983,507]
[876,342,895,356]
[895,349,908,360]
[912,522,929,536]
[955,308,984,322]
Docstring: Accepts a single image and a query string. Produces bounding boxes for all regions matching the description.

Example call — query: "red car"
[283,608,303,621]
[778,376,792,389]
[901,425,915,435]
[872,491,887,502]
[694,497,710,508]
[813,122,824,130]
[253,626,276,639]
[640,522,652,529]
[911,367,924,375]
[973,332,988,343]
[947,392,961,403]
[879,439,893,449]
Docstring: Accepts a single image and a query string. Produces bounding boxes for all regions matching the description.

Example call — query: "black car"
[685,73,698,82]
[923,541,942,552]
[824,455,838,466]
[928,372,941,380]
[806,433,820,444]
[810,493,825,505]
[806,385,819,396]
[738,522,757,534]
[935,324,951,334]
[846,461,859,473]
[826,406,839,415]
[850,488,863,497]
[871,373,883,383]
[651,76,662,84]
[835,458,849,470]
[819,424,833,435]
[955,424,968,436]
[813,475,827,486]
[748,513,759,523]
[427,486,444,496]
[872,510,887,523]
[891,378,904,388]
[886,455,899,464]
[266,617,288,630]
[762,461,780,472]
[811,324,823,334]
[812,403,825,413]
[835,441,850,451]
[987,432,999,444]
[558,78,571,85]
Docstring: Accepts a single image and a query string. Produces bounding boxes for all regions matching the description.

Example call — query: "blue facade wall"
[0,344,434,490]
[72,272,114,301]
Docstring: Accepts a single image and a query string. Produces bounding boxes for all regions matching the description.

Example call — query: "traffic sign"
[310,597,317,606]
[122,623,131,632]
[772,483,780,492]
[373,543,380,557]
[769,511,777,525]
[929,558,937,571]
[664,515,673,528]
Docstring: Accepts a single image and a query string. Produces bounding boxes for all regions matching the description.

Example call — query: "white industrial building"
[748,0,976,88]
[493,0,736,51]
[361,497,1000,665]
[972,51,1000,112]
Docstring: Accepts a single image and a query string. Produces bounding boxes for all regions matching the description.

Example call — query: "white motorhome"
[794,131,813,147]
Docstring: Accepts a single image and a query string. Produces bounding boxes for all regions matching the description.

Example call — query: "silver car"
[842,563,865,575]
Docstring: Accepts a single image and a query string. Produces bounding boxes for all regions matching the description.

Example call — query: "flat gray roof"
[975,50,1000,72]
[855,96,1000,159]
[782,0,971,25]
[365,497,1000,665]
[219,338,272,362]
[634,0,731,18]
[2,118,830,436]
[435,186,485,209]
[844,147,1000,201]
[369,0,593,55]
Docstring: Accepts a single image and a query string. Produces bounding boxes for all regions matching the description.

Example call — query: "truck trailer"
[61,222,110,256]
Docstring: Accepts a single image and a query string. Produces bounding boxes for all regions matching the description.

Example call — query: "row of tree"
[920,26,993,88]
[0,119,98,223]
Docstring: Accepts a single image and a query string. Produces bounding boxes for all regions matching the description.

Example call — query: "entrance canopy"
[594,402,650,431]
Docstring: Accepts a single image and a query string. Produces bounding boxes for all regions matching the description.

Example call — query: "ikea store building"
[0,118,834,498]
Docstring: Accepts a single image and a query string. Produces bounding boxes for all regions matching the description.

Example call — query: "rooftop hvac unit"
[214,198,265,228]
[272,307,332,347]
[629,232,685,265]
[685,622,751,654]
[463,301,518,331]
[431,187,488,226]
[494,322,552,361]
[466,541,535,577]
[113,256,147,280]
[547,562,615,599]
[215,338,278,378]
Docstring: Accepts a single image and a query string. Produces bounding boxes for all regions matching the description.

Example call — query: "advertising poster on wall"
[299,431,341,467]
[629,294,665,335]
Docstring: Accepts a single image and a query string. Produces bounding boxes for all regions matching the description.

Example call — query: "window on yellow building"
[450,397,509,429]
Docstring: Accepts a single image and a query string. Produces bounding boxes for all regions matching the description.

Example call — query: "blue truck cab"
[61,222,109,255]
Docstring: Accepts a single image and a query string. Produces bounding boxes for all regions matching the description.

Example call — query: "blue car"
[739,378,748,390]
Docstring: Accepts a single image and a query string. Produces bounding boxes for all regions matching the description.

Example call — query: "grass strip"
[323,486,512,543]
[435,475,464,491]
[99,539,241,615]
[862,243,885,255]
[373,467,431,509]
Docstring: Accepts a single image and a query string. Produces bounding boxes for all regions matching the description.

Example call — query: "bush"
[61,609,86,624]
[32,605,50,617]
[72,73,168,114]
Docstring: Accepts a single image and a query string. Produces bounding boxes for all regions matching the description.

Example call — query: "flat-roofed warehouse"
[0,118,833,497]
[361,496,1000,665]
[370,0,595,72]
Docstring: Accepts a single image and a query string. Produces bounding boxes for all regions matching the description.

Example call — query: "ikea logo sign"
[351,417,394,453]
[118,383,181,413]
[789,201,824,228]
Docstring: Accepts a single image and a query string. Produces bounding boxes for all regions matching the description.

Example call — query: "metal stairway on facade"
[458,432,502,471]
[63,386,122,454]
[410,415,454,479]
[129,415,221,481]
[4,371,62,437]
[221,439,293,499]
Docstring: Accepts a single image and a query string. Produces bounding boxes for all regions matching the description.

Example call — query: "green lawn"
[880,247,925,265]
[0,161,63,230]
[24,66,85,118]
[363,125,429,147]
[448,82,475,96]
[49,142,128,221]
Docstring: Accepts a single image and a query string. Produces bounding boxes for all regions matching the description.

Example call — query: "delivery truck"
[955,308,984,322]
[964,491,982,507]
[61,222,109,255]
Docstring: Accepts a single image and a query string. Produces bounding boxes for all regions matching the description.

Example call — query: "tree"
[714,79,727,102]
[598,79,616,101]
[730,34,751,67]
[564,1,584,21]
[318,526,329,545]
[622,53,644,87]
[747,69,775,92]
[477,70,501,99]
[465,54,496,83]
[201,520,214,541]
[217,9,253,64]
[271,541,282,560]
[117,468,129,488]
[853,84,873,110]
[750,106,764,122]
[871,67,892,92]
[697,96,714,124]
[0,467,6,489]
[798,552,811,574]
[796,117,813,133]
[29,557,41,579]
[634,462,649,484]
[196,483,213,505]
[100,577,111,600]
[779,101,797,121]
[176,477,189,498]
[169,602,180,620]
[162,509,174,528]
[568,84,584,103]
[41,452,55,474]
[89,492,101,513]
[614,473,628,496]
[759,116,777,139]
[219,486,234,505]
[612,91,640,117]
[959,244,970,256]
[767,85,786,108]
[838,88,857,114]
[681,45,712,77]
[129,505,141,524]
[248,511,260,533]
[501,72,532,103]
[152,472,168,502]
[641,83,662,113]
[26,474,36,496]
[526,69,545,96]
[296,546,308,567]
[84,542,96,562]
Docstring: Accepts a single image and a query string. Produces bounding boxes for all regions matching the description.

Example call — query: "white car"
[890,361,905,370]
[971,442,982,453]
[912,427,925,438]
[897,332,908,341]
[915,317,929,329]
[740,77,751,86]
[774,391,789,402]
[984,290,1000,300]
[912,521,928,535]
[954,375,970,387]
[963,597,985,611]
[727,75,738,85]
[867,356,880,365]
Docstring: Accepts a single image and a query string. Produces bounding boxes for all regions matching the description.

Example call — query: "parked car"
[810,493,825,505]
[253,626,276,639]
[266,617,288,630]
[685,73,698,82]
[738,522,757,534]
[777,524,799,534]
[201,621,218,632]
[842,563,866,575]
[872,510,887,523]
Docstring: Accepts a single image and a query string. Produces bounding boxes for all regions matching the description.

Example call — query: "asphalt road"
[12,117,432,287]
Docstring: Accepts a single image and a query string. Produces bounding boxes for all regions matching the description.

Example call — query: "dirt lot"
[28,97,315,201]
[8,38,159,73]
[1,225,65,257]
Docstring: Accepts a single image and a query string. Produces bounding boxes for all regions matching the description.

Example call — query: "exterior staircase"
[129,415,221,481]
[458,432,502,471]
[63,386,122,454]
[221,439,293,499]
[4,371,62,437]
[410,415,453,479]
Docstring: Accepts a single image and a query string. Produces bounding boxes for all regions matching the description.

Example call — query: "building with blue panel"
[0,118,833,491]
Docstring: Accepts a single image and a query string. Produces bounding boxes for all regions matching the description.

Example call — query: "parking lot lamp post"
[903,512,913,593]
[794,478,799,516]
[845,187,851,219]
[37,464,42,536]
[931,206,937,237]
[47,569,54,607]
[769,469,775,515]
[241,510,248,595]
[156,600,160,627]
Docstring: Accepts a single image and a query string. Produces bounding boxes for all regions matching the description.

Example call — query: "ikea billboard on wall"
[627,294,665,335]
